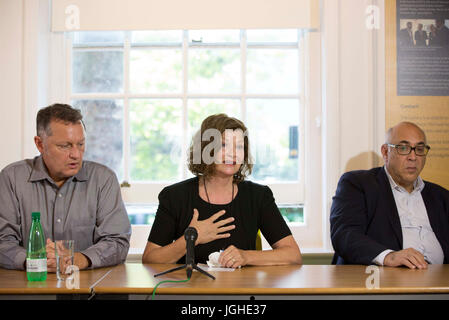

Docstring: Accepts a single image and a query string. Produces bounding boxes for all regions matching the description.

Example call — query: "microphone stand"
[154,227,215,280]
[154,262,216,280]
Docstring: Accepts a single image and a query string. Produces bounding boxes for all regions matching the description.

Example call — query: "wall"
[0,0,24,168]
[0,0,56,170]
[323,0,386,180]
[340,0,386,170]
[321,0,386,250]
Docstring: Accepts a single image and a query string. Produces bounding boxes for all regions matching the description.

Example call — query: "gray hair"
[36,103,84,137]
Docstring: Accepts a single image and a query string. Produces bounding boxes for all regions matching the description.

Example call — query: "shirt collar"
[384,165,424,193]
[29,155,88,184]
[73,163,88,181]
[29,156,51,182]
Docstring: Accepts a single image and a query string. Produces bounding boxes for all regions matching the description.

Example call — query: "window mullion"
[65,35,73,104]
[298,29,305,203]
[241,30,247,123]
[123,33,131,183]
[182,30,189,180]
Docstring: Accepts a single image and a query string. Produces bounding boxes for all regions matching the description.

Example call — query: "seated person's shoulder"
[340,167,381,183]
[82,160,120,184]
[336,168,384,196]
[83,160,115,174]
[1,159,34,180]
[239,179,265,190]
[238,179,273,199]
[159,177,197,197]
[424,180,449,199]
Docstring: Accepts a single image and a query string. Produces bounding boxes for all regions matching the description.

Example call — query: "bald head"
[385,122,426,145]
[382,121,428,193]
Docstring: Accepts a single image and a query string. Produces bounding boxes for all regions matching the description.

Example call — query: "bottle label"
[26,258,47,272]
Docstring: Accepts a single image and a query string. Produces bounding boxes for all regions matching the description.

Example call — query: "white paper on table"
[196,263,236,272]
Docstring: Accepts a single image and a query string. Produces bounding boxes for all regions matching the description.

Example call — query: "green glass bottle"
[26,212,47,281]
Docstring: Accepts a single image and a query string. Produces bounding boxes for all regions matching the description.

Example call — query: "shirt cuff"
[14,249,27,270]
[79,248,100,269]
[372,249,394,266]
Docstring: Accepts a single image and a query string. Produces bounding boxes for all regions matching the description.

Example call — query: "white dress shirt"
[372,166,444,265]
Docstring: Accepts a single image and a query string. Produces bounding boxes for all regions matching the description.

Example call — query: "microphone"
[184,227,198,278]
[154,226,214,280]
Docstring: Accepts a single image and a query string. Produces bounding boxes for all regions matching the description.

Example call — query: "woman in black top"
[142,114,302,267]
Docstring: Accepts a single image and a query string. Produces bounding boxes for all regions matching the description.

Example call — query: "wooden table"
[0,267,114,299]
[92,263,449,300]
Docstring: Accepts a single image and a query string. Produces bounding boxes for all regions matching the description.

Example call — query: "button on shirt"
[0,156,131,270]
[373,167,444,265]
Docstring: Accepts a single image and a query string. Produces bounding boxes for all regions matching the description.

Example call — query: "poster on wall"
[386,0,449,189]
[397,0,449,96]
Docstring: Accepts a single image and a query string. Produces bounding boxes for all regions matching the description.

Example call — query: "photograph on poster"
[397,18,449,96]
[398,19,449,47]
[396,0,449,96]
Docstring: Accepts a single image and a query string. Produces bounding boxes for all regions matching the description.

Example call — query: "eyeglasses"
[387,143,430,156]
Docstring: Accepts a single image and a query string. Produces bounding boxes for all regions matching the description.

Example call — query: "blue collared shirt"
[373,166,444,265]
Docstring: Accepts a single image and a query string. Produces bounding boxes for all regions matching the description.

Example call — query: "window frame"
[66,29,306,205]
[64,29,325,250]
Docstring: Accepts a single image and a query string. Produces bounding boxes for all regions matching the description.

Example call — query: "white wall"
[322,0,385,178]
[337,0,385,171]
[321,0,385,250]
[0,0,57,170]
[0,0,24,168]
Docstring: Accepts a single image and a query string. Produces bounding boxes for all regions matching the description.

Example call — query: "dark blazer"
[414,30,428,46]
[330,167,449,265]
[399,28,414,46]
[431,25,449,47]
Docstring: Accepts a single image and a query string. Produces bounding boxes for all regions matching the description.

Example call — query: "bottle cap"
[31,212,41,219]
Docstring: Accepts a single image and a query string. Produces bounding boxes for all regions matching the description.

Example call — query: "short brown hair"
[188,113,253,183]
[36,103,84,137]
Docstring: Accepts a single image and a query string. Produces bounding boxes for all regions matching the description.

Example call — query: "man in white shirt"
[330,122,449,268]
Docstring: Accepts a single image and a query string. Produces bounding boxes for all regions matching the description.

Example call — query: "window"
[68,30,307,224]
